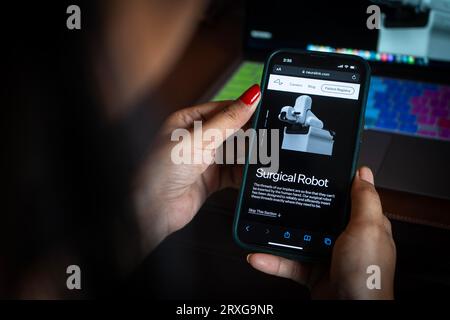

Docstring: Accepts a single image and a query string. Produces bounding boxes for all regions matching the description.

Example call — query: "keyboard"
[214,61,450,141]
[367,77,450,140]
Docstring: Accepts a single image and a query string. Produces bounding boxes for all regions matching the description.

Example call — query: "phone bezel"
[232,49,371,262]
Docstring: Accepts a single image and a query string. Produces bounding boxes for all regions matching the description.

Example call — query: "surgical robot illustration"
[278,95,335,156]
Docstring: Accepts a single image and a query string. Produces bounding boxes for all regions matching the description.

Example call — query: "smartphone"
[233,49,370,261]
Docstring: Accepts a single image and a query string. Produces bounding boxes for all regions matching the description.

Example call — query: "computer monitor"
[214,0,450,141]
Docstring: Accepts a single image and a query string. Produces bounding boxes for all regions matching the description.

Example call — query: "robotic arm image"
[279,95,324,129]
[278,95,335,156]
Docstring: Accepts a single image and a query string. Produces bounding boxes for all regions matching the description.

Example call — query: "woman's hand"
[247,167,397,299]
[133,84,261,256]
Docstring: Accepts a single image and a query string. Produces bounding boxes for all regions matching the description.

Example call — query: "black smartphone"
[233,49,371,261]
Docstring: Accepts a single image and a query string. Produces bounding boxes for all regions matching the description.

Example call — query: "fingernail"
[239,84,260,106]
[246,254,252,263]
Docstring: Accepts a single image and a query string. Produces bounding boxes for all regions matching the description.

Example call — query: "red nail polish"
[239,84,261,106]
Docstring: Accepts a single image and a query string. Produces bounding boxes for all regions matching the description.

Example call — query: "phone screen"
[235,50,370,259]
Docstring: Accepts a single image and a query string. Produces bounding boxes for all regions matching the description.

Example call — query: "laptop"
[206,0,450,200]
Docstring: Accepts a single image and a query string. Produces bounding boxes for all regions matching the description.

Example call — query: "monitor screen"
[245,0,450,67]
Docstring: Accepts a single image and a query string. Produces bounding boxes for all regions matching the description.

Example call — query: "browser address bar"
[267,74,361,100]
